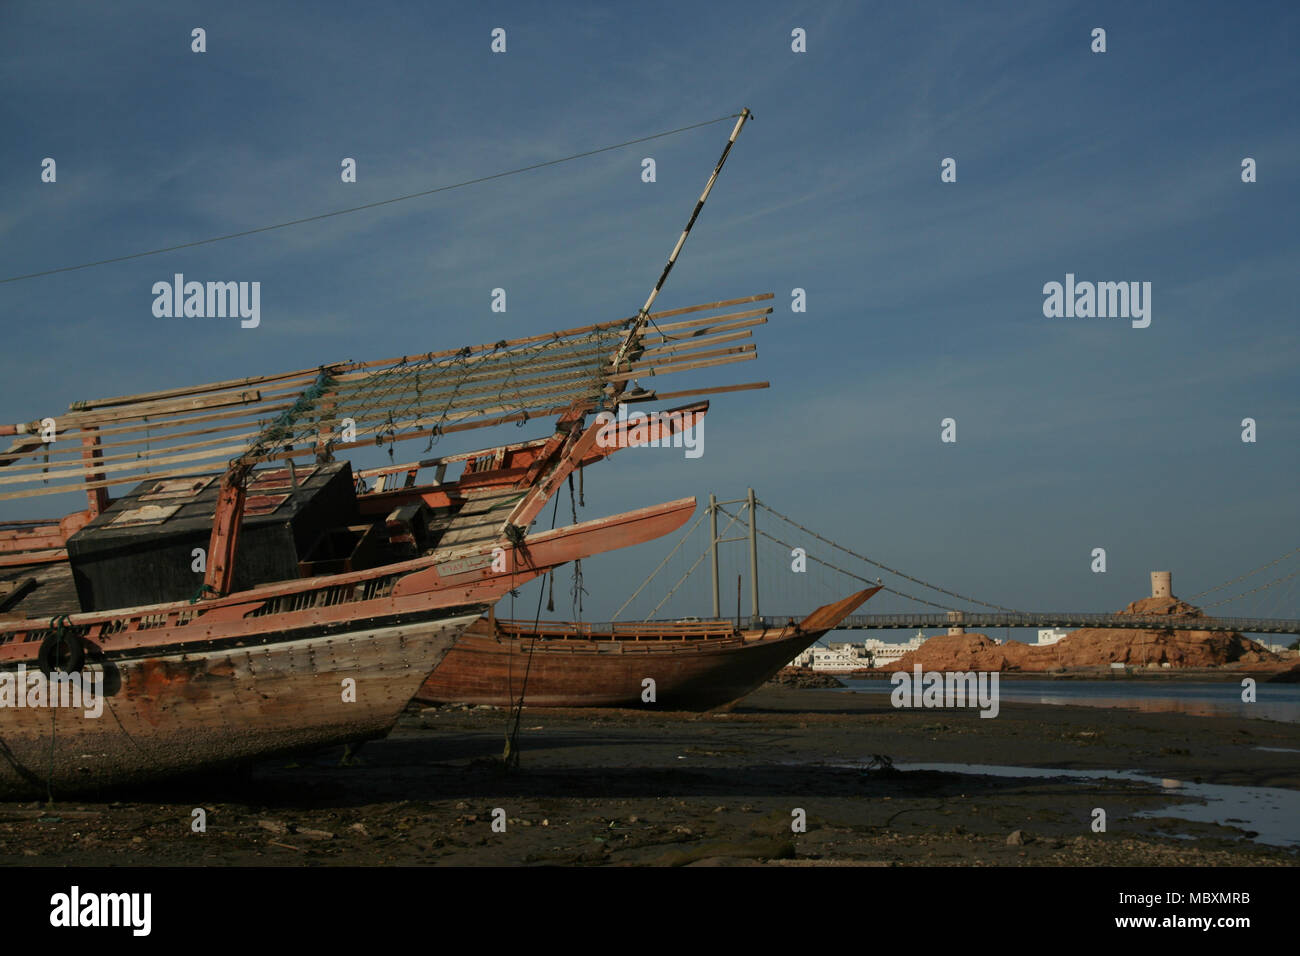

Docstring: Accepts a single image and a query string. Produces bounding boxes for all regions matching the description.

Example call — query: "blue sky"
[1,1,1296,632]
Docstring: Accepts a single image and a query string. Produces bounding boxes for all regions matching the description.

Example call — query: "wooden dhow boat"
[0,304,764,797]
[415,588,881,710]
[0,109,767,794]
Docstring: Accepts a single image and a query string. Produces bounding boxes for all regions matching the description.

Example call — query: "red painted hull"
[416,588,880,710]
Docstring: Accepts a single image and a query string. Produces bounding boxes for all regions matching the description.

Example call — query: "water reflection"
[889,762,1300,847]
[838,678,1300,723]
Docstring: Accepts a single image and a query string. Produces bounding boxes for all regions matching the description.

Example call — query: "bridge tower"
[706,488,761,624]
[1150,571,1172,598]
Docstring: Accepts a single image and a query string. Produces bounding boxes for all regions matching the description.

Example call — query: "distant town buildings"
[791,631,929,670]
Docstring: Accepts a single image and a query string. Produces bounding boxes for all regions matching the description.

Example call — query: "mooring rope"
[43,614,73,803]
[568,473,586,620]
[503,492,561,768]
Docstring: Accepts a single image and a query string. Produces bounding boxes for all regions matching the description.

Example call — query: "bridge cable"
[757,501,1024,613]
[642,505,746,621]
[610,507,711,621]
[1197,566,1300,610]
[717,505,960,612]
[1186,546,1300,600]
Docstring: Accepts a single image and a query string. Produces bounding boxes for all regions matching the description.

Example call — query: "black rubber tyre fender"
[37,629,85,676]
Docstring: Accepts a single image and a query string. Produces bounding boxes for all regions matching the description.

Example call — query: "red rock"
[888,594,1284,673]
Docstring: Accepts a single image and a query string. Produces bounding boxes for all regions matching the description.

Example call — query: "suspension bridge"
[608,490,1300,637]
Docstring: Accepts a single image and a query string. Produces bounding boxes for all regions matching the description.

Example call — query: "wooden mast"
[501,107,754,534]
[607,107,752,404]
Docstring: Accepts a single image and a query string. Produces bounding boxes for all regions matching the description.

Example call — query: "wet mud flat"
[2,688,1297,866]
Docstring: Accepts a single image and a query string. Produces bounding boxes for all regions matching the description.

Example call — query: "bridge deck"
[755,612,1300,635]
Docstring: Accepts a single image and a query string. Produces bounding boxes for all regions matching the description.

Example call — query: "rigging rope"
[3,113,743,284]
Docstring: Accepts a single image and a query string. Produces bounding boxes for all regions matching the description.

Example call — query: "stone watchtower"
[1150,571,1172,599]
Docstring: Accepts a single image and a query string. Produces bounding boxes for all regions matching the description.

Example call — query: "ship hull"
[0,497,695,795]
[416,623,827,710]
[416,588,882,710]
[0,607,480,798]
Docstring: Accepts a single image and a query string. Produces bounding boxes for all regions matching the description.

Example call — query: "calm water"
[887,763,1300,847]
[836,678,1300,723]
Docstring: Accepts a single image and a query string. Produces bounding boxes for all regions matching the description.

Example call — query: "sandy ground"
[1,687,1297,866]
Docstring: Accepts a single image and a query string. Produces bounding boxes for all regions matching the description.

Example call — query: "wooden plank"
[2,399,297,460]
[0,437,46,468]
[639,312,769,346]
[609,349,755,382]
[0,380,768,500]
[0,371,769,501]
[323,293,771,376]
[640,328,752,358]
[355,436,552,478]
[70,367,322,410]
[0,530,64,551]
[322,346,612,409]
[637,304,772,335]
[49,388,265,430]
[0,419,281,473]
[0,549,66,567]
[3,300,767,469]
[627,342,756,370]
[38,293,769,420]
[0,437,257,486]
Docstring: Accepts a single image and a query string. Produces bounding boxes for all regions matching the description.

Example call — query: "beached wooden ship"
[415,588,880,710]
[0,110,769,794]
[0,296,767,796]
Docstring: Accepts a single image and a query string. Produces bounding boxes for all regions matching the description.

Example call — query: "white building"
[1035,628,1069,646]
[791,631,929,671]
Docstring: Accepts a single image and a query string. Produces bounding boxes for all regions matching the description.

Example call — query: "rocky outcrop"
[890,633,1031,672]
[888,594,1285,673]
